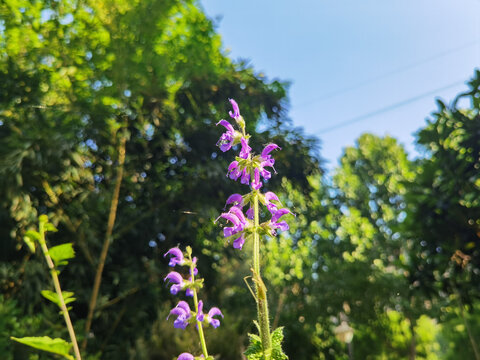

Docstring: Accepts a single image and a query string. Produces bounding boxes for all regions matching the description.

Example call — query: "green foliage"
[405,70,480,304]
[41,290,76,308]
[49,243,75,267]
[245,333,263,360]
[244,328,288,360]
[11,336,74,360]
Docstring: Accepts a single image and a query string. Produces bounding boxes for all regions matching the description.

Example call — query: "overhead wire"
[296,39,480,108]
[315,80,466,135]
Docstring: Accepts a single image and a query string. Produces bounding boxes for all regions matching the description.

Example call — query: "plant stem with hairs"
[38,216,82,360]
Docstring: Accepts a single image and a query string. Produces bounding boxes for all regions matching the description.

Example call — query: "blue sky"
[200,0,480,170]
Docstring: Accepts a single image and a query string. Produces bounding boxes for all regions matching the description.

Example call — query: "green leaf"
[24,230,40,242]
[49,243,75,266]
[44,222,58,232]
[10,336,74,359]
[271,327,288,360]
[244,333,263,360]
[23,235,36,253]
[41,290,76,308]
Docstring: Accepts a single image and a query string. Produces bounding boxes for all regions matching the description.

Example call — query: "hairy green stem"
[190,257,209,358]
[39,221,82,360]
[253,193,271,356]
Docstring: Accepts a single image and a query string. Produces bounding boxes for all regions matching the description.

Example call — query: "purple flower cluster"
[216,99,293,248]
[164,247,223,360]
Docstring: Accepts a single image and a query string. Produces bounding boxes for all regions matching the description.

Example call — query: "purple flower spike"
[164,247,184,267]
[197,300,205,322]
[164,271,185,295]
[177,353,195,360]
[216,120,236,152]
[207,307,224,328]
[229,98,240,119]
[167,301,192,329]
[239,137,252,159]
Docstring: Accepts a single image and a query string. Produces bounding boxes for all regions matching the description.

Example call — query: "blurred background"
[0,0,479,359]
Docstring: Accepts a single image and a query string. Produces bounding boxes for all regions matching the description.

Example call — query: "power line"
[315,80,466,135]
[296,39,480,108]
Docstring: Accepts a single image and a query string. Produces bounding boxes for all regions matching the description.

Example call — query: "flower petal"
[233,235,245,249]
[225,193,242,208]
[228,98,240,119]
[265,192,279,202]
[239,137,251,159]
[164,247,184,267]
[251,168,262,190]
[197,300,205,322]
[177,353,195,360]
[164,271,183,285]
[261,143,281,159]
[216,119,234,133]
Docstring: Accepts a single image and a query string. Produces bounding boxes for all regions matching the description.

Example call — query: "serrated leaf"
[10,336,74,359]
[271,328,288,360]
[244,333,263,360]
[41,290,76,308]
[271,327,285,346]
[49,243,75,266]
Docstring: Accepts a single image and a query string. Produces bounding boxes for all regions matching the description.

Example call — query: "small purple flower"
[225,193,243,209]
[206,307,224,328]
[164,247,185,267]
[164,271,186,295]
[239,137,251,159]
[258,143,281,182]
[233,235,245,249]
[220,206,249,249]
[167,301,192,329]
[216,120,236,152]
[251,168,262,190]
[177,353,195,360]
[269,208,292,235]
[191,257,199,276]
[265,191,280,214]
[227,161,251,186]
[197,300,205,322]
[229,98,240,119]
[246,207,254,220]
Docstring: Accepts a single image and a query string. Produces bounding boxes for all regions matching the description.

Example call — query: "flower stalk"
[187,249,209,358]
[253,193,272,355]
[164,246,222,360]
[216,99,291,359]
[38,218,82,360]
